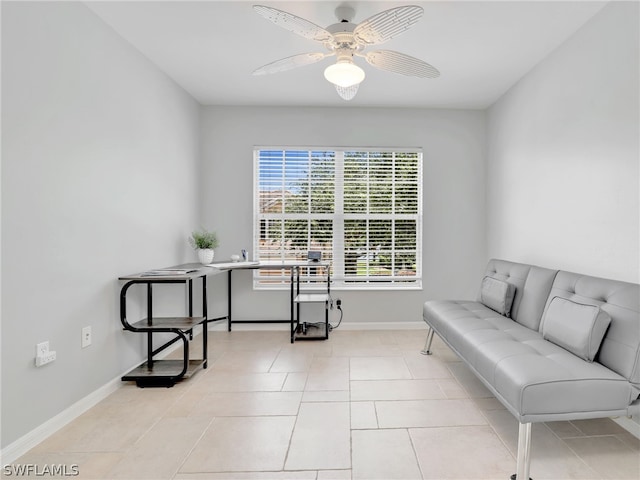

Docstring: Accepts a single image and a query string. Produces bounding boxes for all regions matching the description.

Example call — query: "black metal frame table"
[118,264,216,387]
[216,260,331,343]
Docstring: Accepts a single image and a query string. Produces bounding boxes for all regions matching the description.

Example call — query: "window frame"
[253,146,423,291]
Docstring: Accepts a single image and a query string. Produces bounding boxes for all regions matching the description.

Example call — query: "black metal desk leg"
[228,269,232,331]
[202,275,208,368]
[147,284,153,367]
[290,267,295,343]
[188,279,194,340]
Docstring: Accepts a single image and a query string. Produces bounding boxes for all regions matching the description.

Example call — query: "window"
[254,147,422,289]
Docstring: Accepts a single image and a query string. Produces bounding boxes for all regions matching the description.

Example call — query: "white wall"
[200,106,487,324]
[1,3,200,448]
[486,1,639,283]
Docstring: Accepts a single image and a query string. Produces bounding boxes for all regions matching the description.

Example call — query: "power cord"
[329,299,343,331]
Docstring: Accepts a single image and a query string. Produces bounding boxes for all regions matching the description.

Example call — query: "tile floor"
[10,329,640,479]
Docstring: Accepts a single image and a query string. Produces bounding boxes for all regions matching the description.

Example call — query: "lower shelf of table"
[293,322,329,341]
[122,359,205,387]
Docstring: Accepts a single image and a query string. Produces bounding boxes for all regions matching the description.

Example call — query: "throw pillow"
[480,276,516,317]
[542,296,611,362]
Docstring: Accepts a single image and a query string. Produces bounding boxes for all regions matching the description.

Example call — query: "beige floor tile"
[350,379,446,401]
[352,429,422,480]
[351,402,378,429]
[332,344,404,357]
[209,350,280,372]
[472,396,507,412]
[285,402,350,470]
[106,417,210,479]
[190,391,302,416]
[484,410,601,479]
[436,379,468,399]
[305,370,350,391]
[564,435,640,479]
[198,371,286,392]
[310,356,350,372]
[387,330,429,349]
[31,407,161,453]
[570,418,628,436]
[317,469,352,480]
[174,472,317,480]
[616,430,640,451]
[546,420,585,439]
[434,347,462,364]
[376,399,487,428]
[350,357,412,380]
[302,390,350,402]
[269,350,314,373]
[181,416,295,473]
[282,372,308,391]
[402,351,453,379]
[410,426,514,479]
[446,363,494,398]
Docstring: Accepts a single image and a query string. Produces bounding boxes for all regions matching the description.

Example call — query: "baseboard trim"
[208,320,425,331]
[0,331,192,465]
[613,416,640,439]
[0,375,121,465]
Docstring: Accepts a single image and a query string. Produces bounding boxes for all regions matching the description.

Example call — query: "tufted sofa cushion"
[423,299,634,423]
[481,259,558,331]
[543,271,640,388]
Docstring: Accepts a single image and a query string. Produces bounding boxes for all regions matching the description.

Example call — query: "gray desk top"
[119,260,330,280]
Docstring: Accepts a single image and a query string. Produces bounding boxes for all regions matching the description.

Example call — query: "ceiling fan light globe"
[324,62,365,88]
[335,83,360,101]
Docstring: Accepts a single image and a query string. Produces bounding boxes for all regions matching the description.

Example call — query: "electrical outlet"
[82,326,92,348]
[35,351,57,367]
[36,341,49,358]
[35,341,56,367]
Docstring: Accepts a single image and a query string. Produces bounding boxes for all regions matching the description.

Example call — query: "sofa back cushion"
[544,271,640,387]
[542,296,611,362]
[482,259,558,330]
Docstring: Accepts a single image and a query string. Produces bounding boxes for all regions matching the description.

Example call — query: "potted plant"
[188,228,219,265]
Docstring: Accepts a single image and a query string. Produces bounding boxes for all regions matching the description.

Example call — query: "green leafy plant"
[188,228,219,250]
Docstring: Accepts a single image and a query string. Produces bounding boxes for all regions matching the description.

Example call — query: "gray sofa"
[422,259,640,480]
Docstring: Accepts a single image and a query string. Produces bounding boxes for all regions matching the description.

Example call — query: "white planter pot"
[197,248,214,265]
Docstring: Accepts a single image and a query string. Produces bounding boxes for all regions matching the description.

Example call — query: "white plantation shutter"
[254,147,422,289]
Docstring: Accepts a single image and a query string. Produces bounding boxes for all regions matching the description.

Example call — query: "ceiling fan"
[252,4,440,100]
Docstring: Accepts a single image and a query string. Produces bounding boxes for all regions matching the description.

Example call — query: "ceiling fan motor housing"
[325,21,363,54]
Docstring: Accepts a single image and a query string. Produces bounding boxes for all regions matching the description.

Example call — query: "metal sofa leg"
[420,327,435,355]
[510,422,532,480]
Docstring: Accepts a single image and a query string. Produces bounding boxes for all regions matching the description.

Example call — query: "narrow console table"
[118,264,215,387]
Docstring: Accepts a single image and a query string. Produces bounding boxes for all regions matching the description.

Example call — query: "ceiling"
[85,1,607,109]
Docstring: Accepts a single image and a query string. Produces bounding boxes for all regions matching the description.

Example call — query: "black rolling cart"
[291,261,331,343]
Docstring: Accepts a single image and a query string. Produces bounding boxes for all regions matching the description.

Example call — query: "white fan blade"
[354,5,423,46]
[253,5,333,43]
[253,52,329,76]
[364,50,440,78]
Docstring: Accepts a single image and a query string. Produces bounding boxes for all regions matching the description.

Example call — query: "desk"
[211,260,331,343]
[118,264,217,387]
[118,261,331,387]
